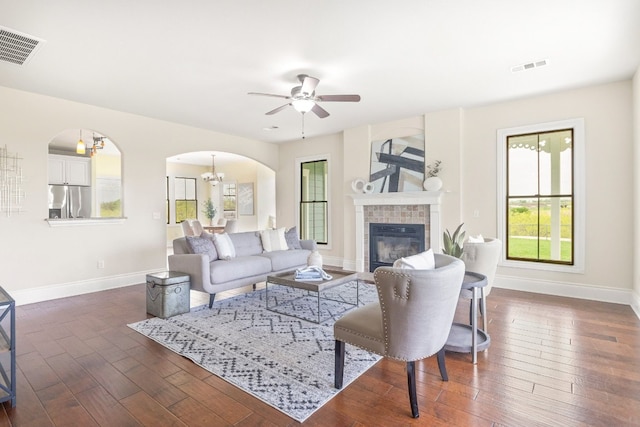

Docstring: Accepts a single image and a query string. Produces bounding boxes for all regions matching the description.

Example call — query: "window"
[222,182,237,219]
[507,129,573,263]
[497,119,584,273]
[300,159,328,244]
[174,177,197,223]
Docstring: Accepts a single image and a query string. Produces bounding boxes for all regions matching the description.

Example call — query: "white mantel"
[350,191,442,272]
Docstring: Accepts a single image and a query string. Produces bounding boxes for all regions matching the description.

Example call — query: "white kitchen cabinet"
[48,154,91,186]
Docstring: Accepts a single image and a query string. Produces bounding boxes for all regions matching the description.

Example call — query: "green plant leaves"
[443,223,465,258]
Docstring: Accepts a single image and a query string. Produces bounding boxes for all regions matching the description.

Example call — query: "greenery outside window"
[175,177,197,223]
[300,159,328,245]
[223,182,237,219]
[506,129,573,264]
[497,118,585,273]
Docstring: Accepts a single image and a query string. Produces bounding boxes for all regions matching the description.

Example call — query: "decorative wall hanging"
[238,182,254,216]
[0,145,25,217]
[369,134,425,193]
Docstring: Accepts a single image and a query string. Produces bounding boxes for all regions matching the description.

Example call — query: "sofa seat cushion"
[259,249,311,272]
[209,256,271,284]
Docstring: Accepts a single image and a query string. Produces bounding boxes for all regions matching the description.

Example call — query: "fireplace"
[350,191,442,272]
[369,223,425,272]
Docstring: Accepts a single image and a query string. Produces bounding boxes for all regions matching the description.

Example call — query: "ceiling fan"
[248,74,361,119]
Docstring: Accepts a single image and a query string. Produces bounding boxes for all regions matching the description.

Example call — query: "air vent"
[511,59,548,73]
[0,26,44,66]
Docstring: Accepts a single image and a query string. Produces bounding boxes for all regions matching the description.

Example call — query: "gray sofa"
[168,230,316,308]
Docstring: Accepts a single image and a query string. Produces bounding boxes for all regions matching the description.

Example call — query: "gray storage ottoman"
[146,271,190,318]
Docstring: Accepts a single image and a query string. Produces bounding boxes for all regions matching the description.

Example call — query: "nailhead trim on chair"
[375,269,411,357]
[333,329,384,354]
[375,269,412,300]
[370,269,440,362]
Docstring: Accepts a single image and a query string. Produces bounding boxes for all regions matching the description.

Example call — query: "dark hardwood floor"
[2,281,639,426]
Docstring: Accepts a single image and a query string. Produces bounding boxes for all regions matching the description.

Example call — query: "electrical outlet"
[97,260,105,269]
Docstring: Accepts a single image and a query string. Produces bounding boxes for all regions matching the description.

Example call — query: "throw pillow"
[393,249,435,270]
[185,235,218,261]
[284,226,302,250]
[260,228,288,252]
[213,232,236,260]
[468,234,484,243]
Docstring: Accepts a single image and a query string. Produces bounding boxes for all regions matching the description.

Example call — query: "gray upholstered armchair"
[334,254,465,418]
[460,237,501,331]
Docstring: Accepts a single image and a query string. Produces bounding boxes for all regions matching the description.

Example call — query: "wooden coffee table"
[265,269,360,323]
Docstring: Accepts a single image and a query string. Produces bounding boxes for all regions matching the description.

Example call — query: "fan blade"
[311,103,330,118]
[300,75,320,95]
[316,94,361,102]
[248,92,290,99]
[266,103,291,115]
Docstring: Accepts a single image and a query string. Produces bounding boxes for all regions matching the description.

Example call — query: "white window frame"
[497,118,585,273]
[295,153,331,249]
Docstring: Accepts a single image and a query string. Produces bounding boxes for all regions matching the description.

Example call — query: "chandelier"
[201,154,224,185]
[90,133,106,157]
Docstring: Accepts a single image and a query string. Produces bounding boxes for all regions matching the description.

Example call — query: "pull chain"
[301,113,306,139]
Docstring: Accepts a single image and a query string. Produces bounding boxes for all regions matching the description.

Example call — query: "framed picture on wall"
[369,134,425,193]
[238,182,254,216]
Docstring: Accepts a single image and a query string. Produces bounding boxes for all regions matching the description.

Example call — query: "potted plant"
[443,223,465,258]
[202,198,217,226]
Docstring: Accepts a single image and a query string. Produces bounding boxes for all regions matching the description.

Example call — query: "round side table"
[445,271,490,364]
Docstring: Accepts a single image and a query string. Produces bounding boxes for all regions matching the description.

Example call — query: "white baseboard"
[631,290,640,320]
[322,255,356,271]
[10,270,159,306]
[15,262,640,322]
[495,274,633,305]
[339,257,640,320]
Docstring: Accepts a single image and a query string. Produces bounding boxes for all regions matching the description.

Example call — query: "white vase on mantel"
[307,251,323,268]
[423,177,443,191]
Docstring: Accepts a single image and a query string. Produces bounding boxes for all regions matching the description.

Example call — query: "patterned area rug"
[128,281,381,422]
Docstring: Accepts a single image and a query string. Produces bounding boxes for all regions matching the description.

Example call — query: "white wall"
[277,79,636,305]
[464,80,633,301]
[277,133,344,265]
[0,85,278,304]
[342,116,426,266]
[166,159,276,236]
[2,77,636,308]
[633,66,640,317]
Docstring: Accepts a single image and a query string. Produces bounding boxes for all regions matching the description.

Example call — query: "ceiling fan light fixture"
[292,99,315,113]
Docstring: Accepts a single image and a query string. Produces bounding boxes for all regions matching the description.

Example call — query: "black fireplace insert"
[369,223,425,272]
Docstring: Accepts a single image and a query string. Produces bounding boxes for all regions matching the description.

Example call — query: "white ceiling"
[1,0,639,149]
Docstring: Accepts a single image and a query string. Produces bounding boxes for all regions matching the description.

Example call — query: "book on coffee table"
[294,266,332,281]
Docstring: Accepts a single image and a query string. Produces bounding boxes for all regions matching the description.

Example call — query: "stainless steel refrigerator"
[48,185,92,219]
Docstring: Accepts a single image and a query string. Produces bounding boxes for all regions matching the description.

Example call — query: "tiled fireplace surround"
[351,191,442,272]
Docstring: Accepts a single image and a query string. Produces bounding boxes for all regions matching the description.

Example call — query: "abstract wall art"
[369,134,425,193]
[0,145,25,217]
[238,182,254,216]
